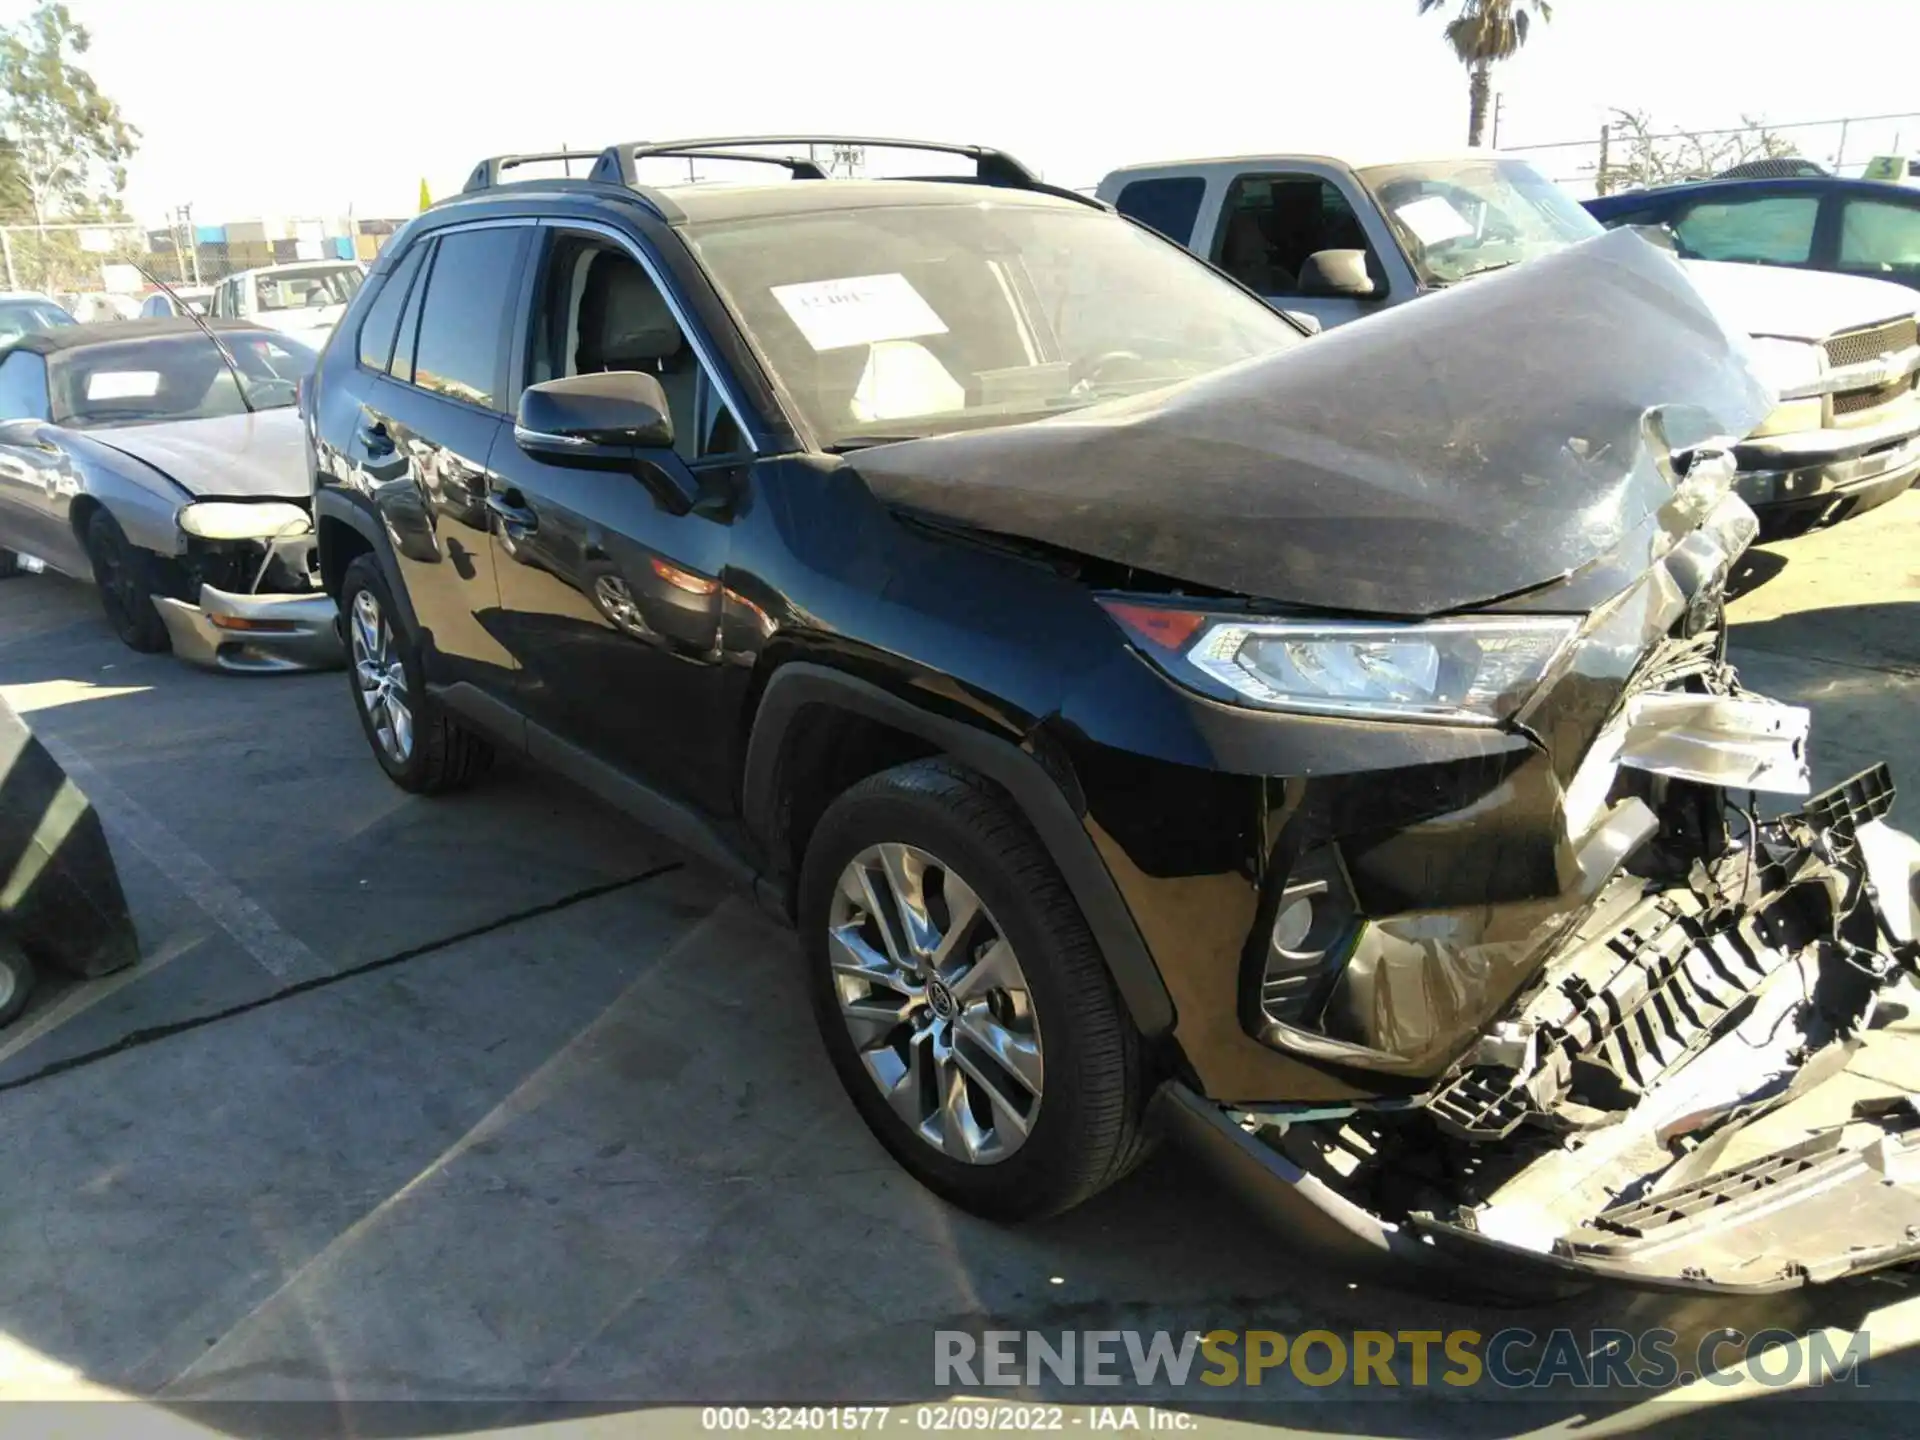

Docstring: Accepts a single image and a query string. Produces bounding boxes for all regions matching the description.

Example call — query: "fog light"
[1261,847,1361,1025]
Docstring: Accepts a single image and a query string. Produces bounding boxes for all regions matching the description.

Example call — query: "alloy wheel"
[593,573,651,639]
[351,588,413,764]
[826,842,1044,1164]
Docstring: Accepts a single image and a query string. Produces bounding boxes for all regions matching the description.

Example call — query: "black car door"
[486,225,749,815]
[0,349,80,572]
[343,221,534,695]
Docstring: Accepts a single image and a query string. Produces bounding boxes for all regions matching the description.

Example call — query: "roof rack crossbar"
[587,135,1043,190]
[463,150,595,193]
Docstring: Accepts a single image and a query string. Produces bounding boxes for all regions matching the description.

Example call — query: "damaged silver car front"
[151,498,343,674]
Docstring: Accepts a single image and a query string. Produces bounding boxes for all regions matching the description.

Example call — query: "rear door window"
[1835,197,1920,284]
[1671,193,1818,264]
[1114,178,1208,247]
[403,227,530,410]
[1213,175,1377,296]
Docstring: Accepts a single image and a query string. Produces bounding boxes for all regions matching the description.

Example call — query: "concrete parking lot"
[2,494,1920,1438]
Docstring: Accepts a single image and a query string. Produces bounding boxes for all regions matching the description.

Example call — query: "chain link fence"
[1508,110,1920,196]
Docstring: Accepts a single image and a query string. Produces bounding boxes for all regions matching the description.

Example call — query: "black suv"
[307,137,1920,1290]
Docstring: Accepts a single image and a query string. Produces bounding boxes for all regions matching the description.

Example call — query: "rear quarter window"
[1114,177,1208,247]
[356,243,428,373]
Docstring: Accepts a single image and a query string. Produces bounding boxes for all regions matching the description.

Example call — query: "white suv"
[207,260,367,343]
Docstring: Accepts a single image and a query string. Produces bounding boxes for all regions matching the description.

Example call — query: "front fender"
[741,660,1176,1037]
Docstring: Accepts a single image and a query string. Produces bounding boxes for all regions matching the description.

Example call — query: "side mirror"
[514,371,695,514]
[1279,310,1324,335]
[516,371,674,452]
[1296,249,1379,300]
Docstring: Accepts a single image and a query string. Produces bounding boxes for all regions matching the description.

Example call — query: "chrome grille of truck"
[1832,378,1912,415]
[1824,316,1916,369]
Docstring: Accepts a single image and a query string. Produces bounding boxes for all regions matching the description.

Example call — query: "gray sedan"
[0,318,341,672]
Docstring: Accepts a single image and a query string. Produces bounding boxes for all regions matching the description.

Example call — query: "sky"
[18,0,1920,225]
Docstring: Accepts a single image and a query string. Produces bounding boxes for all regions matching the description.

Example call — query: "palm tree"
[1418,0,1553,147]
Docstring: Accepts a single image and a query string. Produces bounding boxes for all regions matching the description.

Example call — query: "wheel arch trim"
[314,488,420,638]
[742,661,1175,1036]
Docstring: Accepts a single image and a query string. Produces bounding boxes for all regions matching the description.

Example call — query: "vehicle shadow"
[1725,546,1789,601]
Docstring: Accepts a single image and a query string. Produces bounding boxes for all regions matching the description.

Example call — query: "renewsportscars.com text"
[934,1327,1870,1391]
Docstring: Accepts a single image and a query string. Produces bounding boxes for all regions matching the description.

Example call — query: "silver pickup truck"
[1097,151,1920,538]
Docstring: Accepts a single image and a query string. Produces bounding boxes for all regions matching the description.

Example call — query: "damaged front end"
[152,500,343,674]
[1173,735,1920,1294]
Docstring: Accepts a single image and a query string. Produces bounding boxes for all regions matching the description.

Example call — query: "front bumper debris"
[1176,763,1920,1294]
[153,584,344,674]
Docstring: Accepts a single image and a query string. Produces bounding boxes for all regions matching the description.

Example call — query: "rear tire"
[340,554,493,794]
[84,510,170,652]
[0,937,36,1028]
[799,758,1151,1221]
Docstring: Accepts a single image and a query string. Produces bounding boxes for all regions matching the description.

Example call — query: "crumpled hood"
[87,407,309,500]
[1681,258,1917,343]
[849,228,1775,617]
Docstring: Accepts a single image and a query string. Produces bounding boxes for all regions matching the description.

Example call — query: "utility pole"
[1491,93,1505,150]
[1595,122,1613,195]
[182,202,201,284]
[0,228,15,291]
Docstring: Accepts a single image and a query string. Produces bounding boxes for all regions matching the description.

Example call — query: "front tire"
[799,759,1150,1220]
[84,510,170,652]
[340,554,493,794]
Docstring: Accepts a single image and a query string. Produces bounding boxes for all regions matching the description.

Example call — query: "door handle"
[486,491,538,533]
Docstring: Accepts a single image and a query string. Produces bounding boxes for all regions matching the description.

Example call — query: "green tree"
[1417,0,1553,147]
[0,2,139,228]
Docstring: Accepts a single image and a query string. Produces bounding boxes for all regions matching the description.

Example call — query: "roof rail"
[462,149,598,194]
[587,135,1045,189]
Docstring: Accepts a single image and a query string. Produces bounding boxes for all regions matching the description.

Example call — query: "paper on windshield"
[771,273,949,352]
[1394,195,1475,247]
[86,371,161,400]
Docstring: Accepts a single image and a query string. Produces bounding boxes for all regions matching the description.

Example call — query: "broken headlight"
[1102,602,1576,725]
[178,501,312,541]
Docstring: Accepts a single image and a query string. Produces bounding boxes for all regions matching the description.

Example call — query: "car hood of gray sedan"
[85,407,308,501]
[848,228,1777,618]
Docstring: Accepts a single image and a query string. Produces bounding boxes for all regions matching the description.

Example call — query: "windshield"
[253,265,363,312]
[684,200,1307,447]
[0,299,76,344]
[1357,158,1603,286]
[50,330,317,428]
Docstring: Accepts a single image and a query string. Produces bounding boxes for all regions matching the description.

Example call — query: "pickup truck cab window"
[1113,176,1207,246]
[1213,174,1378,298]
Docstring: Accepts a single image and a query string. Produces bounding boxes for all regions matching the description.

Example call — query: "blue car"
[1584,175,1920,291]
